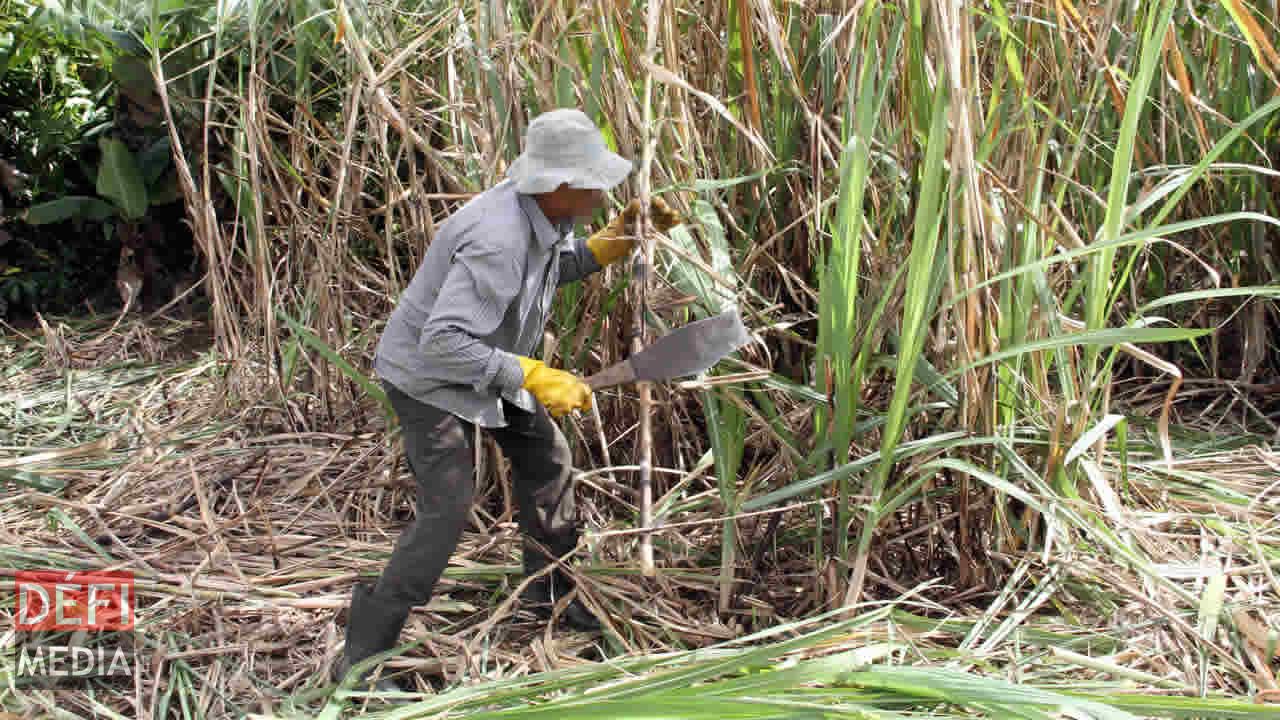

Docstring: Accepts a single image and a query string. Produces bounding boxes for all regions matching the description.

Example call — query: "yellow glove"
[517,357,592,417]
[585,196,683,266]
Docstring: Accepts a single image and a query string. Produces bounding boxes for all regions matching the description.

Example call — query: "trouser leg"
[374,380,477,606]
[340,380,476,672]
[490,402,599,632]
[488,401,579,582]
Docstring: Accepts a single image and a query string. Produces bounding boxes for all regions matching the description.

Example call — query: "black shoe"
[520,576,602,633]
[332,583,411,693]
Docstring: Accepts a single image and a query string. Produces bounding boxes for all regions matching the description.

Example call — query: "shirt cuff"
[485,349,525,393]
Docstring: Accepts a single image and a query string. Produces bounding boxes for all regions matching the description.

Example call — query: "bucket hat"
[507,109,633,194]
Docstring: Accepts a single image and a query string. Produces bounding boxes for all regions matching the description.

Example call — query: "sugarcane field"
[2,0,1280,718]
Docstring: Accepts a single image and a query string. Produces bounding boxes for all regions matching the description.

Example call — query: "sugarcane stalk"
[631,0,664,577]
[631,168,654,578]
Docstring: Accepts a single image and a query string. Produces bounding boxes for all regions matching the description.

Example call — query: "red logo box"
[15,570,134,631]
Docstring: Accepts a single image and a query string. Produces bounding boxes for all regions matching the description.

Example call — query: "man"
[333,109,678,690]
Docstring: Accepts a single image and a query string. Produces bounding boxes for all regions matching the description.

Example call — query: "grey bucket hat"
[507,109,633,194]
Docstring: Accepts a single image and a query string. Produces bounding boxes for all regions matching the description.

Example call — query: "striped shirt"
[373,179,602,427]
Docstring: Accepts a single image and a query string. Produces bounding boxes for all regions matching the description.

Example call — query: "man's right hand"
[517,357,592,417]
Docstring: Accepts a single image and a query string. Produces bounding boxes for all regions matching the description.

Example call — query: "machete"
[585,308,751,390]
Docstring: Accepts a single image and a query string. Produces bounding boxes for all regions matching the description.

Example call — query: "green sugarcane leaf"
[663,199,738,319]
[0,469,66,493]
[276,307,392,420]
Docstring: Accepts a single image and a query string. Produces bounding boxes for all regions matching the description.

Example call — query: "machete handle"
[584,359,637,391]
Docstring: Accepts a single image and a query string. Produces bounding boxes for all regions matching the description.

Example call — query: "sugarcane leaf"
[0,469,66,493]
[276,307,393,420]
[663,199,737,319]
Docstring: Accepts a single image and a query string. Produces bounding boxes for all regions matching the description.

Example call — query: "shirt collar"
[517,193,569,249]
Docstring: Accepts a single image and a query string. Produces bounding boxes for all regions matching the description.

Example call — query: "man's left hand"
[586,196,683,266]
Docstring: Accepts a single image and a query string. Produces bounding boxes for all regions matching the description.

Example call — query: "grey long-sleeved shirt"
[373,179,603,427]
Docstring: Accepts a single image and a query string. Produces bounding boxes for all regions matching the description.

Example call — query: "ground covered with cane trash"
[4,0,1280,718]
[2,319,1277,719]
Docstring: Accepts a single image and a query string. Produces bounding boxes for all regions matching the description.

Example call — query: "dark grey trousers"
[372,379,579,609]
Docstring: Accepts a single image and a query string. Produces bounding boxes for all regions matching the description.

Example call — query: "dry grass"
[3,0,1280,716]
[1,318,1277,718]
